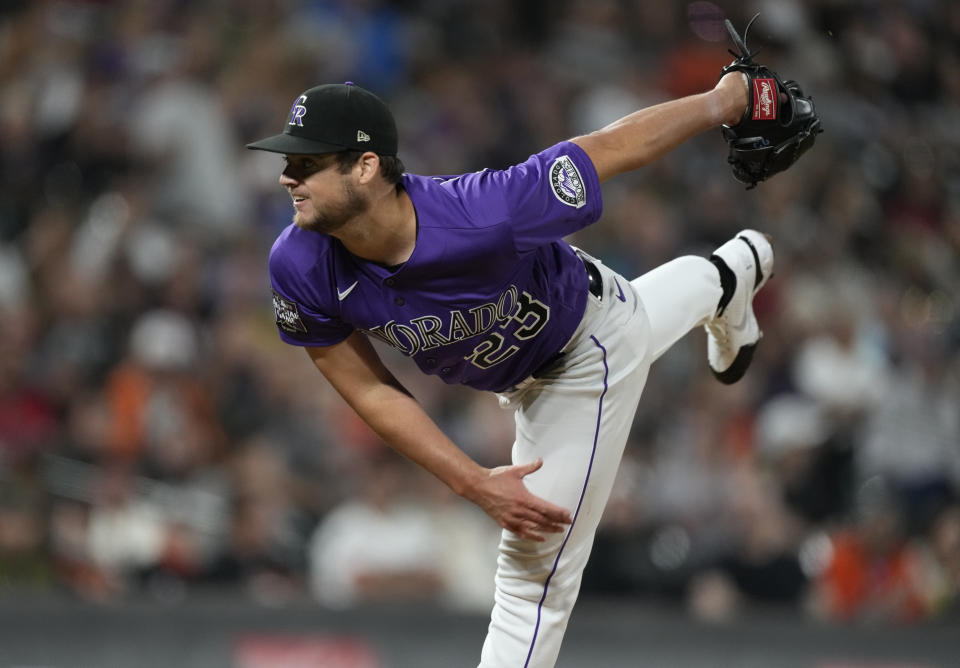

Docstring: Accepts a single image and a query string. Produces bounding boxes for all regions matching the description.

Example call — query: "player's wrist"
[452,462,489,500]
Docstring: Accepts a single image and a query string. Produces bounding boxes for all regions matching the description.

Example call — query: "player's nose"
[278,169,299,187]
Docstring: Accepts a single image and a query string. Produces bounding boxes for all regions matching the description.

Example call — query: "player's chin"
[295,214,349,236]
[292,210,320,231]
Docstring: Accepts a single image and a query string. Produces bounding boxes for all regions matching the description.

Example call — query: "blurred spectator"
[909,504,960,618]
[858,325,960,533]
[308,453,446,608]
[0,491,50,590]
[809,478,926,624]
[202,435,309,604]
[130,66,250,240]
[84,462,168,594]
[105,309,225,470]
[791,281,890,421]
[756,393,853,525]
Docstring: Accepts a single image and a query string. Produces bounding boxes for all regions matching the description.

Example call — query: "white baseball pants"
[480,254,722,667]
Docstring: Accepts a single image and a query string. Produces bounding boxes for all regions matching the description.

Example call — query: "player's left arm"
[571,72,747,183]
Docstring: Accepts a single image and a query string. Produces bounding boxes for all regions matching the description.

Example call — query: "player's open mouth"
[292,196,307,209]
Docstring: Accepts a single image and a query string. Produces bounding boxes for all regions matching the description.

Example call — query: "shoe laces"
[706,317,733,352]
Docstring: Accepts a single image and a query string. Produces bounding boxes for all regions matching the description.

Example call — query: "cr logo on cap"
[288,95,308,127]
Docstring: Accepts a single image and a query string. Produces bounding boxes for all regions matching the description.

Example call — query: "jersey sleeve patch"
[549,155,586,208]
[272,291,308,333]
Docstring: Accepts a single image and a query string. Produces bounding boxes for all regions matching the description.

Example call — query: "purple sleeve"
[269,240,354,348]
[451,141,602,252]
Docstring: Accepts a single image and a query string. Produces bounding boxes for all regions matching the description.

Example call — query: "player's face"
[279,155,370,234]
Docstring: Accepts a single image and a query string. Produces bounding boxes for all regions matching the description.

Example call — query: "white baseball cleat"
[704,229,774,384]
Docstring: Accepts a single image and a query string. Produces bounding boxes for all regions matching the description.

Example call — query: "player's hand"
[467,458,573,542]
[713,71,750,126]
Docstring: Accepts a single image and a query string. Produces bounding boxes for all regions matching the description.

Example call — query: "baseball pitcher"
[248,19,818,667]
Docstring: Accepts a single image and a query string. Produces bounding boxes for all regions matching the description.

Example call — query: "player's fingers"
[521,502,570,528]
[513,458,544,477]
[529,515,569,533]
[529,499,572,525]
[542,513,572,530]
[511,520,546,542]
[538,522,568,535]
[521,507,570,533]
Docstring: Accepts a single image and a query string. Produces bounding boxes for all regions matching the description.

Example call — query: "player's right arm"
[305,332,572,541]
[571,72,748,182]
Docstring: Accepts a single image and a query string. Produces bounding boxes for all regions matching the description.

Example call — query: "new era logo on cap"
[357,130,370,142]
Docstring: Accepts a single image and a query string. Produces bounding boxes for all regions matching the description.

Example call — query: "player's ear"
[355,151,381,184]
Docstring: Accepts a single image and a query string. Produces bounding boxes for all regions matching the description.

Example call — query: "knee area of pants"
[499,534,564,559]
[495,576,551,604]
[496,573,580,608]
[630,254,711,285]
[495,555,555,584]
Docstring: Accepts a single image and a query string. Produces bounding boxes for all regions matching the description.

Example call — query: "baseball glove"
[720,15,822,188]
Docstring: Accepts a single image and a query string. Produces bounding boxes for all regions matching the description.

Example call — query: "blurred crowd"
[0,0,958,625]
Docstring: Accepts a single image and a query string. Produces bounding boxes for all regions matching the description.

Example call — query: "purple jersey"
[269,141,602,392]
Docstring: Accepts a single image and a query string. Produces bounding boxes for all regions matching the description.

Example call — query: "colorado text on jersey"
[363,284,550,369]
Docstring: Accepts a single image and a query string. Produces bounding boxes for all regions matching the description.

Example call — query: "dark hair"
[334,150,405,186]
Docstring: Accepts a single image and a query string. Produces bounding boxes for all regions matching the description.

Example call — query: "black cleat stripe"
[737,235,763,291]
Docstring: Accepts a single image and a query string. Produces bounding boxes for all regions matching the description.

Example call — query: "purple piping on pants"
[524,335,609,667]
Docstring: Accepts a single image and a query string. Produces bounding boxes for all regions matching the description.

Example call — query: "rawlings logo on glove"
[721,15,823,188]
[752,79,776,120]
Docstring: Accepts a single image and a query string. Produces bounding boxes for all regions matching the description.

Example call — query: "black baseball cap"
[246,82,398,156]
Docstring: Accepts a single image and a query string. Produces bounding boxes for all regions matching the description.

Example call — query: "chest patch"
[549,155,586,208]
[273,291,307,333]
